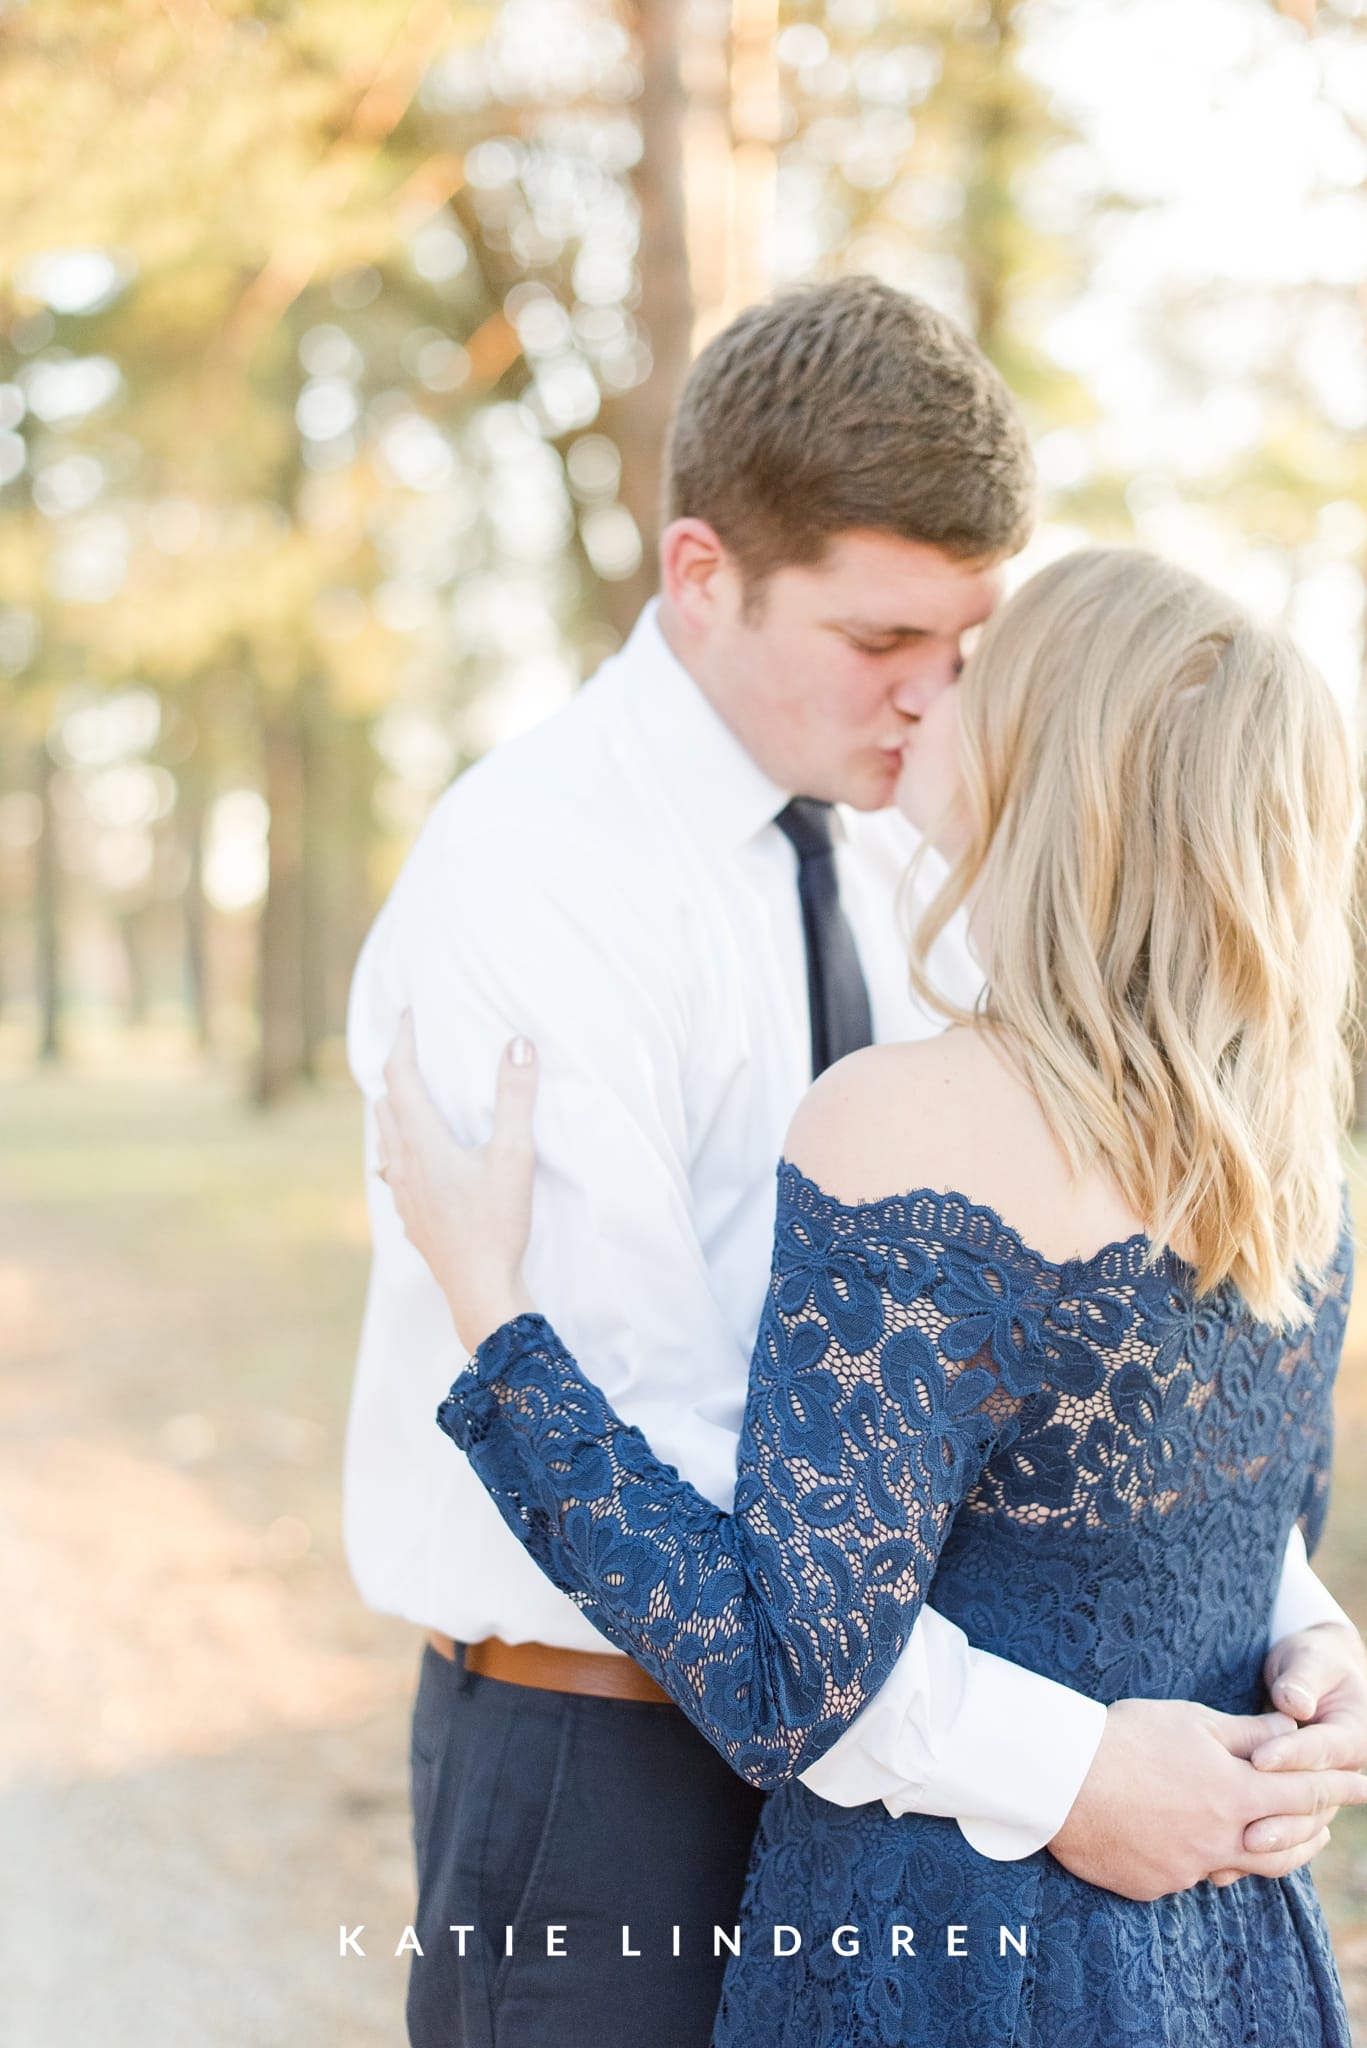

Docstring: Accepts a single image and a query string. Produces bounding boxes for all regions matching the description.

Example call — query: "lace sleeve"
[436,1171,1022,1788]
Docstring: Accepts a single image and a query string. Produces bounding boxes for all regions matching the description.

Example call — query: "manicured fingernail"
[509,1036,534,1067]
[1277,1683,1314,1715]
[1255,1743,1289,1769]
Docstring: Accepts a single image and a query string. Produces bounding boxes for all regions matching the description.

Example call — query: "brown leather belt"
[428,1632,673,1705]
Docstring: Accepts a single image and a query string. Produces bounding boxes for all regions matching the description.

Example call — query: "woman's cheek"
[895,730,969,852]
[893,749,929,831]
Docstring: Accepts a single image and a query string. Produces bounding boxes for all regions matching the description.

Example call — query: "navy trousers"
[406,1644,766,2048]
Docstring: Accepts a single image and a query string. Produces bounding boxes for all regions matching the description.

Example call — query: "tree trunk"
[1354,922,1367,1129]
[182,788,212,1052]
[595,0,695,641]
[0,747,9,1027]
[339,720,379,1022]
[120,909,148,1028]
[961,0,1019,363]
[34,742,61,1063]
[724,0,779,317]
[1354,546,1367,1128]
[298,674,328,1083]
[255,698,305,1106]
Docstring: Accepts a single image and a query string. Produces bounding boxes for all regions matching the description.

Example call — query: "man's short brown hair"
[664,277,1036,594]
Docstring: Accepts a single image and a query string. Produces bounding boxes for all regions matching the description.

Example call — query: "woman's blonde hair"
[909,546,1361,1325]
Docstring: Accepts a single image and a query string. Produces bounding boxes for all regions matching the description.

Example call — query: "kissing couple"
[348,277,1367,2048]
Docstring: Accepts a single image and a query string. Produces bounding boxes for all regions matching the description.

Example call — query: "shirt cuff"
[907,1645,1107,1861]
[1268,1523,1355,1647]
[798,1605,1107,1861]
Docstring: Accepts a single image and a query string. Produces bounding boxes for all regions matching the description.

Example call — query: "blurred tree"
[1262,0,1367,1113]
[0,0,466,1085]
[596,0,694,638]
[0,0,704,1094]
[1,0,1360,1110]
[765,0,1099,456]
[32,730,60,1062]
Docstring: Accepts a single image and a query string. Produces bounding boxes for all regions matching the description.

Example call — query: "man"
[347,278,1367,2048]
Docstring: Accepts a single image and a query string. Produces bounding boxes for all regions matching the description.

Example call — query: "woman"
[377,548,1363,2046]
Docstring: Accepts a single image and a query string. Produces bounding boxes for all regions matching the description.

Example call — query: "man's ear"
[659,517,737,634]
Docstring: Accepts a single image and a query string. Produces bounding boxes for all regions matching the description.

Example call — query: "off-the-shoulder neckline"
[775,1156,1189,1287]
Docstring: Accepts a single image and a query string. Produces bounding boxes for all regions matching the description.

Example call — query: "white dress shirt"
[346,600,1349,1860]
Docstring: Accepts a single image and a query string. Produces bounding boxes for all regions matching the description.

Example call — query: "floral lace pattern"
[438,1164,1353,2045]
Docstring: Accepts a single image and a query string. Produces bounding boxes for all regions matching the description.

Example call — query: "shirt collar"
[608,599,791,850]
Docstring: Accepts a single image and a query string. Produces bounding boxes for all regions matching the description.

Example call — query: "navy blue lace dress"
[437,1164,1353,2047]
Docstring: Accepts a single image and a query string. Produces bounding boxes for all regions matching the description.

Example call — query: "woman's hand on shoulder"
[377,1014,538,1351]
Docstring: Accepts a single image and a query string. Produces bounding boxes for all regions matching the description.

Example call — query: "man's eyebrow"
[823,618,931,639]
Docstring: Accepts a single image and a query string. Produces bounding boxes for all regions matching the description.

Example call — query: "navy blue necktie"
[774,799,875,1078]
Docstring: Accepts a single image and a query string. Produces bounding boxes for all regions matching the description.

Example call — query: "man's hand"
[1236,1621,1367,1864]
[1047,1697,1367,1901]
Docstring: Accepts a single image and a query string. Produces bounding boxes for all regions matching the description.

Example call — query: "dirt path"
[0,1073,420,2048]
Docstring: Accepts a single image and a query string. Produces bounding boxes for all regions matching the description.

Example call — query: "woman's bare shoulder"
[782,1031,997,1207]
[783,1028,1147,1262]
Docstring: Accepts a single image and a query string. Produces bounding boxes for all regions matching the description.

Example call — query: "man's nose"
[889,648,960,717]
